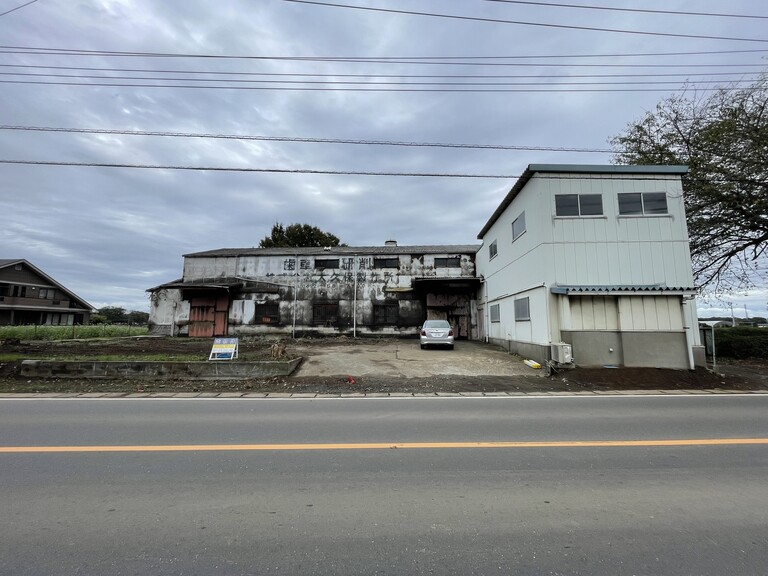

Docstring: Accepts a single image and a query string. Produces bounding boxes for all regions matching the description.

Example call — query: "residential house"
[475,164,704,369]
[148,242,481,338]
[0,259,93,325]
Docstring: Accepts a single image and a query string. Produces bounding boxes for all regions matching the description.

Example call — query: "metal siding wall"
[569,296,618,331]
[618,296,683,331]
[549,175,695,288]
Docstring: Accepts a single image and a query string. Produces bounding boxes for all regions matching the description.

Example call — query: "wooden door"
[189,297,216,338]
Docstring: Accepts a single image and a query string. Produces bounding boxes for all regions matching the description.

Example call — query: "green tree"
[98,306,127,324]
[610,76,768,292]
[259,222,344,248]
[126,310,150,325]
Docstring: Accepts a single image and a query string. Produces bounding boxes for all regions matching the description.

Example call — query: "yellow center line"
[1,438,767,453]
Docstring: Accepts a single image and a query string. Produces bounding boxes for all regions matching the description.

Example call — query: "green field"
[0,324,149,341]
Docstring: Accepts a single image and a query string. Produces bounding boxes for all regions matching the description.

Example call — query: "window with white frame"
[555,194,603,216]
[618,192,668,215]
[511,211,526,241]
[514,297,530,321]
[489,240,498,259]
[490,303,500,323]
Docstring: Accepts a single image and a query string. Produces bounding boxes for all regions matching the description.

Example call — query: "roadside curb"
[0,389,765,399]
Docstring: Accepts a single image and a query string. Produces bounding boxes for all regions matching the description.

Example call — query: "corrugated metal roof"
[184,244,481,258]
[147,278,288,291]
[477,163,688,239]
[550,284,697,295]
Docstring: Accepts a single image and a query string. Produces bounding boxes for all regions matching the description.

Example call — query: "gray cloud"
[0,0,765,314]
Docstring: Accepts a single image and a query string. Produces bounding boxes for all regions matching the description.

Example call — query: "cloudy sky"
[1,0,766,318]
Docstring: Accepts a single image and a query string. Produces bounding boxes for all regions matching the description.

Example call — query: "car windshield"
[423,320,450,329]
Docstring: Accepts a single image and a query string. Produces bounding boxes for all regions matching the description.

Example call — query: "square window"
[643,192,668,214]
[435,257,461,268]
[373,304,399,326]
[514,297,530,321]
[254,303,280,324]
[313,303,339,326]
[618,193,643,215]
[373,257,399,269]
[579,194,603,216]
[555,194,579,216]
[314,259,340,270]
[512,211,526,241]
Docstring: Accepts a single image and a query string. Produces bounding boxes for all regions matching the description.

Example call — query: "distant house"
[148,242,481,338]
[0,259,93,326]
[475,164,704,369]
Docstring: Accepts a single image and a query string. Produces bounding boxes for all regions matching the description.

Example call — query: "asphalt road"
[1,395,767,576]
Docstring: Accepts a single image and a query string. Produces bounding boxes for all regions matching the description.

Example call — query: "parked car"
[420,320,454,350]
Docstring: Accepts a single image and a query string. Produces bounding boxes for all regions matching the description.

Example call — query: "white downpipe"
[480,276,489,343]
[682,297,695,370]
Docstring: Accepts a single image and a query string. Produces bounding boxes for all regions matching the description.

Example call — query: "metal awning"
[413,277,482,294]
[551,284,698,296]
[148,278,282,293]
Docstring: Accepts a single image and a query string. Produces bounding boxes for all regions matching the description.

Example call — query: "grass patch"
[0,325,149,341]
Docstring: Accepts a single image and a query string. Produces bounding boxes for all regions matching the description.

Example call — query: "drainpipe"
[170,301,177,338]
[353,254,358,338]
[479,276,489,343]
[682,296,695,370]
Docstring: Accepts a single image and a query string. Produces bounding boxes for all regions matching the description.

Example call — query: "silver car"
[420,319,454,350]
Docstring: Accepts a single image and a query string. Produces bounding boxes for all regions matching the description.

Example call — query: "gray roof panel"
[184,244,481,258]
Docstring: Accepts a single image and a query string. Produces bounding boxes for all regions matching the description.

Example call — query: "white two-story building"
[475,164,704,369]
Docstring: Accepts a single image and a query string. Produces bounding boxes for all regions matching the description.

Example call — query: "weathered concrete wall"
[150,251,478,338]
[562,330,689,369]
[561,330,624,367]
[488,337,550,365]
[621,331,688,369]
[21,358,302,380]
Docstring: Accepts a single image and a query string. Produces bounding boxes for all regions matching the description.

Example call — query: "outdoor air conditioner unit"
[550,343,573,364]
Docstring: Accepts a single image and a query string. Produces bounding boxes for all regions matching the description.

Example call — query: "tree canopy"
[610,76,767,293]
[258,222,344,248]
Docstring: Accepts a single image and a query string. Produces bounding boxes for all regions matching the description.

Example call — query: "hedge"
[714,327,768,359]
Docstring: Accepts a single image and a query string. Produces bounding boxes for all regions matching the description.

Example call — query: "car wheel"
[420,344,425,350]
[448,344,454,350]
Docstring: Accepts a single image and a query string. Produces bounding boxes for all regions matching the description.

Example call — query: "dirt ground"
[0,336,765,394]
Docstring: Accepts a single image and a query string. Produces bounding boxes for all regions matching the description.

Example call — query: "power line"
[0,63,761,79]
[483,0,768,20]
[0,78,752,93]
[0,159,519,178]
[1,159,743,184]
[0,125,614,153]
[1,44,766,63]
[283,0,768,43]
[0,0,38,18]
[3,50,764,69]
[0,71,758,88]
